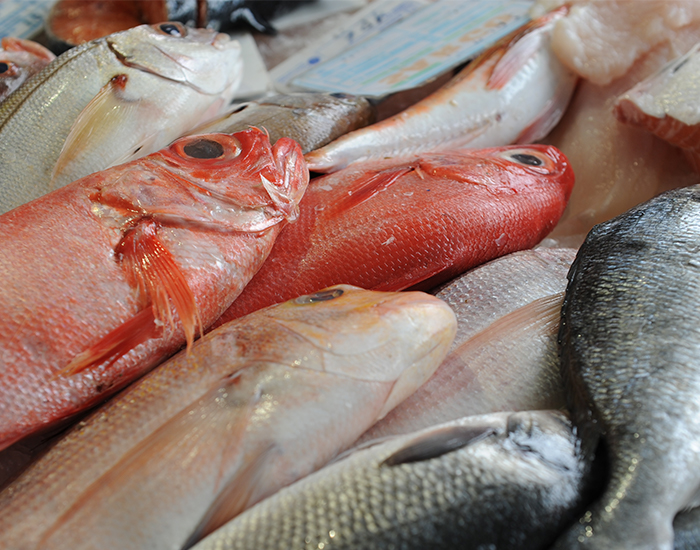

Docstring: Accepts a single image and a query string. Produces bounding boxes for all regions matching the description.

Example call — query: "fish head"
[260,285,457,418]
[0,37,55,101]
[94,128,309,232]
[419,144,574,201]
[106,23,242,100]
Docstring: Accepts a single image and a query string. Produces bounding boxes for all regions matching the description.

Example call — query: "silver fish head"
[262,284,457,417]
[106,22,242,97]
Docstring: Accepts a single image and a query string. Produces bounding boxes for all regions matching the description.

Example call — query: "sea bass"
[0,127,308,451]
[215,144,574,326]
[616,42,700,172]
[359,248,575,443]
[304,7,577,173]
[190,92,376,155]
[553,185,700,549]
[0,38,55,103]
[0,22,242,215]
[0,285,456,550]
[190,411,591,550]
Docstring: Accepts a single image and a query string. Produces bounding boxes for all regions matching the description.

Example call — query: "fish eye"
[159,23,186,37]
[0,62,8,74]
[295,288,345,304]
[183,139,225,159]
[510,153,543,166]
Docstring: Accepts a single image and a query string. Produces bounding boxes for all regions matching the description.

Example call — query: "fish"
[0,22,242,215]
[46,0,315,52]
[0,127,308,452]
[214,144,575,326]
[0,285,456,550]
[359,247,575,444]
[189,92,376,155]
[0,38,55,103]
[530,0,700,85]
[674,506,700,550]
[188,411,592,550]
[615,42,700,172]
[541,32,700,248]
[553,184,700,549]
[304,7,577,173]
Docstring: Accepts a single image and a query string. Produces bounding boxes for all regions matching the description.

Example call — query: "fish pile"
[3,0,700,547]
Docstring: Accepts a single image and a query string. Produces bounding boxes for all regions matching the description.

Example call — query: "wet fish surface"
[214,144,575,325]
[0,285,456,550]
[305,7,577,173]
[190,411,592,550]
[190,92,375,155]
[553,185,700,549]
[0,128,308,451]
[0,38,55,103]
[0,22,242,214]
[360,247,575,443]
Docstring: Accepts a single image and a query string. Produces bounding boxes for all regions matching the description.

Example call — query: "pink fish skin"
[214,144,574,326]
[0,127,308,451]
[0,38,54,102]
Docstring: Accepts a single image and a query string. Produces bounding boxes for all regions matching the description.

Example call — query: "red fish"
[215,145,574,326]
[0,127,308,451]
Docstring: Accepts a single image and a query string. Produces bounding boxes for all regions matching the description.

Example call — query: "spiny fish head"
[106,23,242,97]
[419,144,574,199]
[258,285,456,412]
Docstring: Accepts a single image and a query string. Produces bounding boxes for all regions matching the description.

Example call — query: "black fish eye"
[183,139,225,159]
[295,288,344,304]
[0,63,8,74]
[510,153,543,166]
[159,23,184,37]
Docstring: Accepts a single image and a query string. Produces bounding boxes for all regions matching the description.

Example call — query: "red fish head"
[418,144,575,201]
[94,128,309,232]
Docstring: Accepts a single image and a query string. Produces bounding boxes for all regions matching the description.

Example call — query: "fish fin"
[119,220,202,351]
[516,77,578,143]
[486,21,546,90]
[382,425,496,466]
[57,308,159,376]
[230,6,277,34]
[329,167,413,215]
[50,74,144,188]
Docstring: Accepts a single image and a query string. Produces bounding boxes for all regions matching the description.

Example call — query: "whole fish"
[616,42,700,172]
[304,7,577,173]
[553,185,700,549]
[0,285,456,550]
[190,92,376,154]
[214,144,575,326]
[0,22,242,215]
[189,411,592,550]
[0,38,55,103]
[0,127,308,451]
[46,0,314,52]
[359,247,575,443]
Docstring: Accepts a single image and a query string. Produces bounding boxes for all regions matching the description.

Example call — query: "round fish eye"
[295,288,345,304]
[0,62,8,74]
[510,153,543,166]
[159,23,185,37]
[183,139,225,159]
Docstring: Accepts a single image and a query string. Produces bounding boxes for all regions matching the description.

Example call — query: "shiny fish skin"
[0,23,242,214]
[190,411,590,550]
[360,248,575,443]
[0,285,456,550]
[190,92,376,154]
[304,7,577,173]
[553,185,700,550]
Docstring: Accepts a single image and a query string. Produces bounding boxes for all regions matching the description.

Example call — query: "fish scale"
[553,185,700,550]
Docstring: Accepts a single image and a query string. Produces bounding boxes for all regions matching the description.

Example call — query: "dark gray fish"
[553,184,700,550]
[190,92,376,155]
[674,507,700,550]
[189,411,592,550]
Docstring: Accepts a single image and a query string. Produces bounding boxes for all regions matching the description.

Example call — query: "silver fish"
[0,285,456,550]
[553,185,700,549]
[190,92,376,154]
[360,248,575,443]
[0,22,242,214]
[190,411,592,550]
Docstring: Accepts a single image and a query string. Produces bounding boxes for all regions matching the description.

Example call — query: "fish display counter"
[2,1,700,549]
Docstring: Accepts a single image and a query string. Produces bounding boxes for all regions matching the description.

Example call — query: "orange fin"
[330,166,413,216]
[59,308,159,376]
[118,220,202,350]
